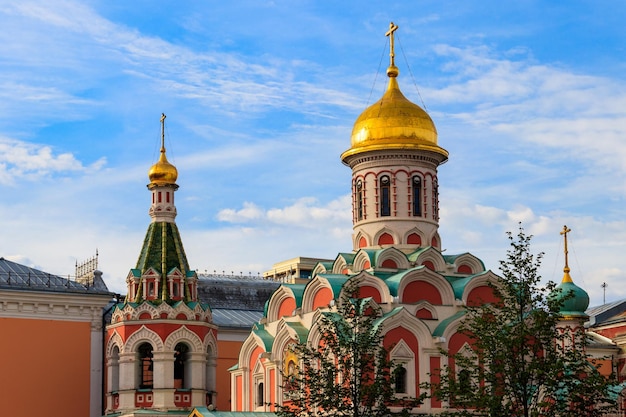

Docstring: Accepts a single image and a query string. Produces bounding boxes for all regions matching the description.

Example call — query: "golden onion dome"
[341,64,448,163]
[148,147,178,185]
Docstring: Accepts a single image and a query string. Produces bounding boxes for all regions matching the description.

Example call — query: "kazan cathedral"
[229,24,594,415]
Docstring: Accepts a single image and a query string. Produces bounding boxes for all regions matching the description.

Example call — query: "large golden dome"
[341,64,448,163]
[148,148,178,185]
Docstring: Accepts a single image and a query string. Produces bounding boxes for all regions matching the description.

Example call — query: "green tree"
[276,281,421,417]
[427,225,621,417]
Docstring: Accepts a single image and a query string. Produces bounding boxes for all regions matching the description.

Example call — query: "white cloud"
[0,137,105,184]
[217,202,264,223]
[217,195,352,227]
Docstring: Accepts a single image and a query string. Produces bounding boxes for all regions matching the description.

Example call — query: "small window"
[432,178,439,220]
[257,382,264,406]
[173,281,180,298]
[395,366,407,394]
[412,176,422,216]
[356,180,364,221]
[158,192,162,203]
[458,369,471,394]
[148,281,155,297]
[166,192,170,203]
[380,176,391,217]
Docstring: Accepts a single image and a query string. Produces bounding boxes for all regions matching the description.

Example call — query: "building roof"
[586,299,626,327]
[211,308,265,329]
[197,274,280,310]
[0,257,110,295]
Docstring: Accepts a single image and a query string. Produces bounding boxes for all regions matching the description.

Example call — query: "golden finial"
[560,225,573,283]
[385,22,399,78]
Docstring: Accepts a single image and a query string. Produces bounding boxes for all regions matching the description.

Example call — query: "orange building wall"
[216,339,245,411]
[0,317,92,417]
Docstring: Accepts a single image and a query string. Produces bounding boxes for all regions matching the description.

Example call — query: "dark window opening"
[138,343,154,389]
[458,369,471,394]
[412,176,422,216]
[395,366,407,394]
[432,179,439,220]
[174,343,189,389]
[356,180,363,221]
[380,176,391,217]
[257,382,264,406]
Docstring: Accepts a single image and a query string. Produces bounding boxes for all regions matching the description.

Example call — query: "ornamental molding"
[111,299,212,323]
[348,152,442,170]
[0,289,111,325]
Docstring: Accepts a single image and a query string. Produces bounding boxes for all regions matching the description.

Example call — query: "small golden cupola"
[148,114,178,185]
[341,22,448,164]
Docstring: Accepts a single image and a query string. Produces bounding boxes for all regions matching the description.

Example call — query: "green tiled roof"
[136,221,191,276]
[133,221,195,302]
[252,323,275,352]
[445,270,491,299]
[317,275,349,299]
[285,321,309,343]
[433,310,466,337]
[380,267,425,297]
[283,283,306,308]
[406,246,434,262]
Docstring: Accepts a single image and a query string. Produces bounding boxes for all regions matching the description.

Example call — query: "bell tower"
[104,114,218,416]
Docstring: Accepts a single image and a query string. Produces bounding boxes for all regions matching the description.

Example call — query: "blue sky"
[1,1,625,304]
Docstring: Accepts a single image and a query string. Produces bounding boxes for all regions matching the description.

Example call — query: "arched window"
[395,366,407,394]
[174,343,189,389]
[432,178,439,220]
[380,175,391,217]
[257,382,264,406]
[109,346,120,393]
[412,176,422,216]
[356,179,364,221]
[206,345,216,404]
[458,369,471,394]
[138,343,154,389]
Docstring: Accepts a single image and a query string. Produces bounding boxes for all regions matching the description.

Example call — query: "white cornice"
[0,289,112,324]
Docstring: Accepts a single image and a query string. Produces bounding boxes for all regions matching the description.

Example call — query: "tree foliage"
[428,225,621,417]
[275,281,421,417]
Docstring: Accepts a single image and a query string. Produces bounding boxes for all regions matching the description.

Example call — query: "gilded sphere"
[148,151,178,184]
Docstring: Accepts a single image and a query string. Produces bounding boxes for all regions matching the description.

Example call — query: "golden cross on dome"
[160,113,167,151]
[385,22,399,67]
[560,225,572,271]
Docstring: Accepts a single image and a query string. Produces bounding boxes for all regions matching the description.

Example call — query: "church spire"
[127,114,197,304]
